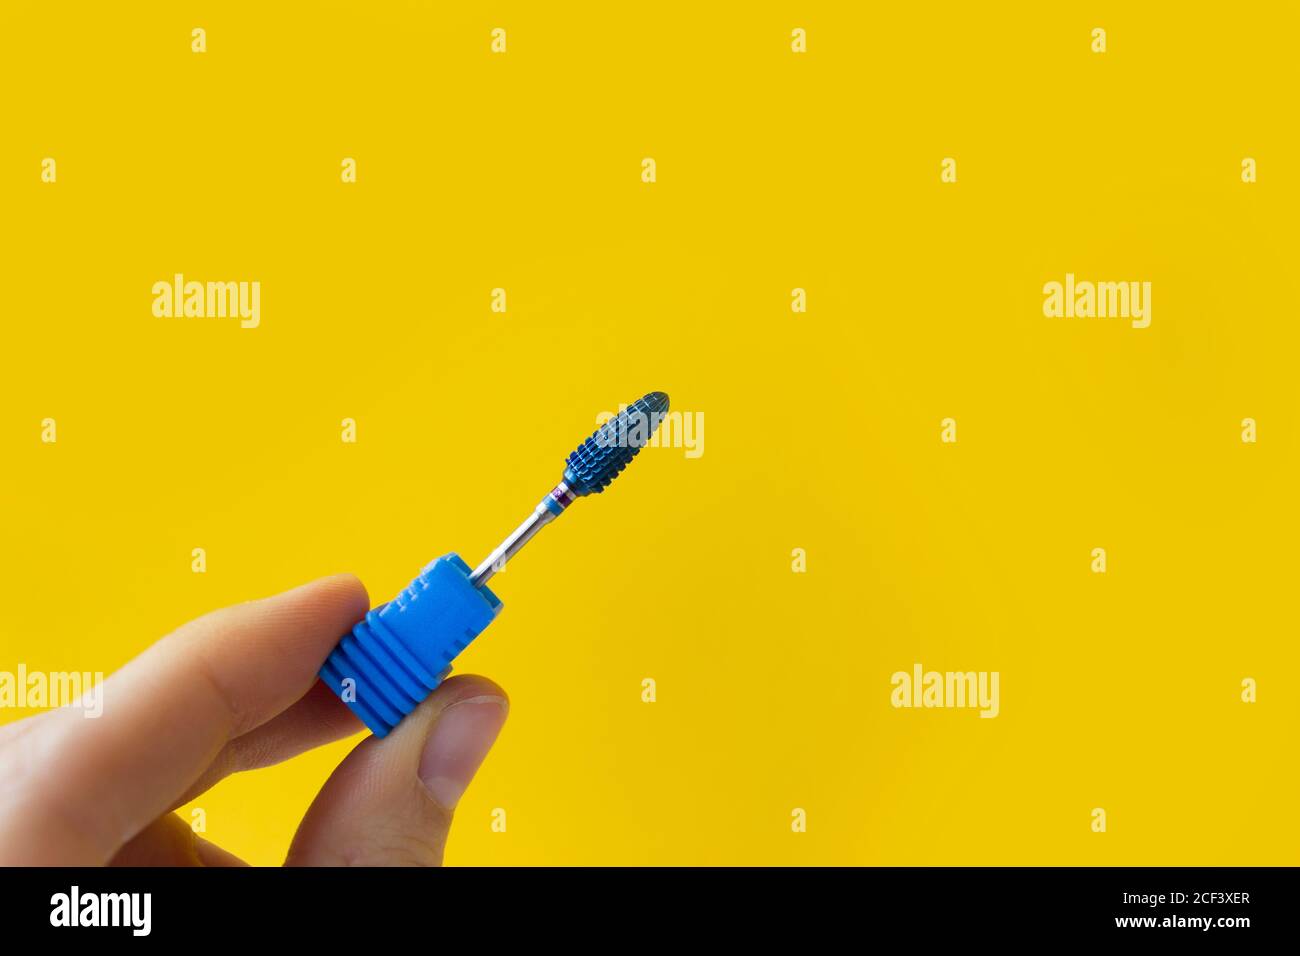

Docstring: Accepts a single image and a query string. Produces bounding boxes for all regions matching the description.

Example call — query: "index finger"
[0,574,368,865]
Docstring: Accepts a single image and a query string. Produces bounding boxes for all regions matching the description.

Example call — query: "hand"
[0,575,508,866]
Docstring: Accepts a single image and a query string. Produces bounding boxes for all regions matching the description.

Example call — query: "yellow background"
[1,2,1296,865]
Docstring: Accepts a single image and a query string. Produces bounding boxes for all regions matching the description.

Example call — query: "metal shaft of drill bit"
[469,483,575,587]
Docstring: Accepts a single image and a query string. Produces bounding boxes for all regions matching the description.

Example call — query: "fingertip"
[285,673,508,866]
[431,674,509,712]
[243,573,371,650]
[377,674,508,752]
[303,573,371,623]
[201,572,369,640]
[415,677,508,811]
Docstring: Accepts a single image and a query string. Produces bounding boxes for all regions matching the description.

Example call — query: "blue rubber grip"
[320,554,502,737]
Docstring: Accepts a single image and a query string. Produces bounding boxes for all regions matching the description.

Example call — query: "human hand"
[0,575,508,865]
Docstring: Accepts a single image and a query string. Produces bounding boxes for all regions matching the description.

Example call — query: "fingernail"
[418,696,508,809]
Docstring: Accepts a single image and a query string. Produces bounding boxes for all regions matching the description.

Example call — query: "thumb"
[286,675,508,866]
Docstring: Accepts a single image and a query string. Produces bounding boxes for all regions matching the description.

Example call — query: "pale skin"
[0,575,508,866]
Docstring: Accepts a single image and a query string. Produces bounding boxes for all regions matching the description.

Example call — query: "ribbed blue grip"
[320,554,502,737]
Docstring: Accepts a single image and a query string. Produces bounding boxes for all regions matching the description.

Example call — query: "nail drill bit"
[320,392,670,737]
[469,390,671,587]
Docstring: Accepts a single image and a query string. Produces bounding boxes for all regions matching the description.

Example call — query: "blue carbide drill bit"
[469,390,670,586]
[320,391,670,736]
